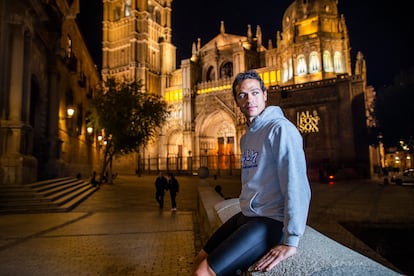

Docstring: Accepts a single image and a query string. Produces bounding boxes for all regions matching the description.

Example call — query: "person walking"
[166,172,179,211]
[90,171,99,188]
[192,70,311,275]
[154,171,168,209]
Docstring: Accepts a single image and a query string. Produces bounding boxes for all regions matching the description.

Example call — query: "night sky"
[77,0,413,90]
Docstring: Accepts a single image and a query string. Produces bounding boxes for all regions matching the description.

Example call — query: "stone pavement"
[0,174,201,275]
[0,174,413,275]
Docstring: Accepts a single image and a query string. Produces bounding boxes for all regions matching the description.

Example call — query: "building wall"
[0,0,101,184]
[59,4,102,178]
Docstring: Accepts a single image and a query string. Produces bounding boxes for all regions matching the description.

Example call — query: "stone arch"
[196,109,236,155]
[297,54,307,75]
[220,61,233,78]
[154,9,161,24]
[206,66,215,81]
[309,51,320,73]
[195,109,237,170]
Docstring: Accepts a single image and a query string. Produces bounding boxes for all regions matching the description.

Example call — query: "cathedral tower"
[101,0,175,94]
[101,0,177,172]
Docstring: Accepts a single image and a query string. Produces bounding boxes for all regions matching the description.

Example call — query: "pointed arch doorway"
[198,110,236,174]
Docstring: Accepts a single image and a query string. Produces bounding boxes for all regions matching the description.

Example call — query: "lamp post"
[66,107,75,118]
[66,107,75,134]
[377,133,384,174]
[86,126,94,145]
[86,126,93,135]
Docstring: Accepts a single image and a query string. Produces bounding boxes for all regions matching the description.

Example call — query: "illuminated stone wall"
[0,0,101,184]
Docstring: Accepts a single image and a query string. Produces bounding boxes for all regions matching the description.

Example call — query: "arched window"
[206,66,215,81]
[125,0,131,16]
[334,51,344,73]
[147,5,154,19]
[114,6,121,21]
[220,62,233,78]
[155,10,161,24]
[323,50,333,72]
[297,55,307,75]
[309,51,320,73]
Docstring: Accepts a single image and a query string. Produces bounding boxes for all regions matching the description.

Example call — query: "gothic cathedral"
[102,0,374,181]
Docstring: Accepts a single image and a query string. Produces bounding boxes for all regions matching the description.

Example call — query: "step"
[35,180,87,198]
[0,177,99,214]
[27,177,75,189]
[28,178,81,192]
[58,186,98,211]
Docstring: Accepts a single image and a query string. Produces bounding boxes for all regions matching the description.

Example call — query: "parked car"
[391,169,414,185]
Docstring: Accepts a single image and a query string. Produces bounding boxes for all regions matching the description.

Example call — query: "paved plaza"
[0,174,413,275]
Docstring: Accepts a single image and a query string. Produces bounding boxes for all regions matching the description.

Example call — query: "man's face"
[235,78,267,123]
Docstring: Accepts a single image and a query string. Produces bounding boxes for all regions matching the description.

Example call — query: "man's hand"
[253,244,297,272]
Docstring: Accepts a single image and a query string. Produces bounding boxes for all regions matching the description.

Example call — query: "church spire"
[191,42,197,61]
[220,21,225,34]
[247,24,252,41]
[256,25,262,49]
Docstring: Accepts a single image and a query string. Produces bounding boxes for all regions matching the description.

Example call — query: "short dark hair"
[232,70,266,101]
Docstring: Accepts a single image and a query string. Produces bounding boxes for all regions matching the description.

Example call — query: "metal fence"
[137,154,241,176]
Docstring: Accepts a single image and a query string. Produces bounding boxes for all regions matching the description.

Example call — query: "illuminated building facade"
[103,0,373,180]
[0,0,101,184]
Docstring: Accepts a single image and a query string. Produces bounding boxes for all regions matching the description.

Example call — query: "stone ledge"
[197,185,403,276]
[196,184,224,244]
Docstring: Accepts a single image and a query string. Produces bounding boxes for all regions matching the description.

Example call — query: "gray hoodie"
[239,106,311,247]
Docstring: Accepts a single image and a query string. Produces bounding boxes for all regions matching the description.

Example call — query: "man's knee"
[193,258,216,276]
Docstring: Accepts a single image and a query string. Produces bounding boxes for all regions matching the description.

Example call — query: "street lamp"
[66,107,75,134]
[66,107,75,118]
[85,126,94,145]
[377,133,384,172]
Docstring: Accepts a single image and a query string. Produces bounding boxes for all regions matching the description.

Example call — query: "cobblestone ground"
[0,174,204,275]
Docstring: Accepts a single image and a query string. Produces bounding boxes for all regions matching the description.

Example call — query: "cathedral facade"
[103,0,375,180]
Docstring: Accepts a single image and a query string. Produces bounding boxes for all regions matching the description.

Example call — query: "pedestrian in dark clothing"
[90,171,99,188]
[214,185,224,198]
[167,173,179,211]
[155,171,168,209]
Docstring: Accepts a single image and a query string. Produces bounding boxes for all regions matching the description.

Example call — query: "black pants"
[170,191,177,208]
[204,212,283,276]
[155,192,164,208]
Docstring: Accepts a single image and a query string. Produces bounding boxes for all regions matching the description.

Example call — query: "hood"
[249,106,285,131]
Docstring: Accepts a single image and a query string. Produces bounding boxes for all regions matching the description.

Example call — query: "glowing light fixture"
[67,108,75,118]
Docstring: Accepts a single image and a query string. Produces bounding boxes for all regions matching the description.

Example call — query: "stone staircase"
[0,177,99,214]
